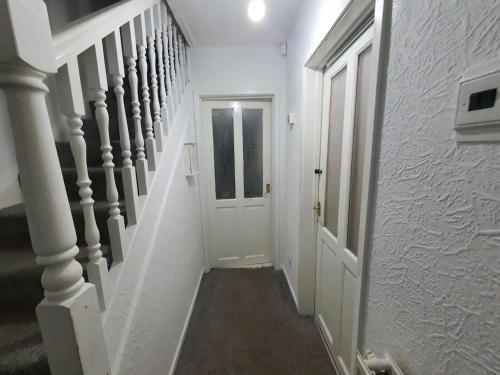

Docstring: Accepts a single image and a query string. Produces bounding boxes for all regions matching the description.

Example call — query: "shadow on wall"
[44,0,122,30]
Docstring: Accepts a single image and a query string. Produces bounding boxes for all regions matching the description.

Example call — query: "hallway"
[175,268,336,375]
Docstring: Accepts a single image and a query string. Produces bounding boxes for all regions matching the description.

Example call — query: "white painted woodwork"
[145,7,165,152]
[122,20,150,196]
[161,4,175,122]
[56,58,108,311]
[82,42,126,264]
[201,100,273,268]
[154,4,170,135]
[315,27,373,375]
[52,0,159,68]
[0,1,109,372]
[167,15,179,107]
[173,25,182,103]
[104,30,139,225]
[135,12,158,172]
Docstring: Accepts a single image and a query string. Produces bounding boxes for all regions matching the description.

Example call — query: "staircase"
[0,73,146,374]
[0,0,190,369]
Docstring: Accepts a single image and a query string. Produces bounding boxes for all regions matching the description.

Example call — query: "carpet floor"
[175,268,336,375]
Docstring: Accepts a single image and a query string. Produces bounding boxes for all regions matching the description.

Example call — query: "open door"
[315,26,374,374]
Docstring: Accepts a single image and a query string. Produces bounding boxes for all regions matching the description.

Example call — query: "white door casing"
[201,100,272,268]
[315,26,374,375]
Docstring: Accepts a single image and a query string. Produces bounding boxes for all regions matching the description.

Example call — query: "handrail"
[52,0,158,68]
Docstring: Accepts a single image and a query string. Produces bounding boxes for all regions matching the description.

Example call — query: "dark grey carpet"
[175,268,336,375]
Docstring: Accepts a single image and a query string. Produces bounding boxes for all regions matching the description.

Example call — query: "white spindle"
[0,1,109,372]
[121,20,149,196]
[145,7,164,152]
[104,30,139,225]
[154,4,170,135]
[56,58,108,311]
[179,35,187,87]
[135,13,157,171]
[167,14,179,108]
[161,4,174,123]
[173,25,182,103]
[82,43,126,263]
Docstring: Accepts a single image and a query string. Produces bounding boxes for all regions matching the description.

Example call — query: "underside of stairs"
[0,67,146,374]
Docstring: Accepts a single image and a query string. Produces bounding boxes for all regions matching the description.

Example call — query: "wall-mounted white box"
[184,143,198,176]
[454,58,500,142]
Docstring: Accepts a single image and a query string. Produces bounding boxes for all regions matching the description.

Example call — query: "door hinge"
[314,169,323,175]
[313,201,321,216]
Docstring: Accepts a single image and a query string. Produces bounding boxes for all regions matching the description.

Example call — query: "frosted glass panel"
[324,67,347,238]
[242,108,263,198]
[212,108,235,199]
[347,45,372,255]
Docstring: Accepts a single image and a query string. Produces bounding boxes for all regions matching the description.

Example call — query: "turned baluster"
[145,7,164,152]
[173,25,182,101]
[167,14,179,108]
[104,30,139,225]
[154,3,170,135]
[135,13,158,171]
[177,35,185,89]
[180,36,188,87]
[82,43,126,262]
[56,58,109,311]
[121,20,149,195]
[161,3,174,122]
[0,2,109,372]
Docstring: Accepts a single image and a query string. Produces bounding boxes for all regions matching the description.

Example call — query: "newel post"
[0,1,110,374]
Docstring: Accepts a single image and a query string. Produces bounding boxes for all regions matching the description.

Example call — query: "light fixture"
[248,0,266,22]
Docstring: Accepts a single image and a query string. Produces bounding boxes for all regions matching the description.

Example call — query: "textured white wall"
[103,87,205,375]
[364,1,500,374]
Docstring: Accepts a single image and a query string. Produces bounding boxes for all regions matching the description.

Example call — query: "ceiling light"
[248,0,266,22]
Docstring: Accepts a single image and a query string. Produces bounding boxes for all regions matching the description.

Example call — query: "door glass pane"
[212,108,235,199]
[347,45,372,255]
[242,108,264,198]
[325,67,347,238]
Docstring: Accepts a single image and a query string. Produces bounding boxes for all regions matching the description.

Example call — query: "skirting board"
[281,265,298,308]
[168,268,205,375]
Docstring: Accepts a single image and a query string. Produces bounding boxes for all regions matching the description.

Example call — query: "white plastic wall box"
[454,57,500,142]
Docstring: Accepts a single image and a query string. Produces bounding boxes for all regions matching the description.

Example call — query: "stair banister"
[52,0,159,68]
[0,0,110,373]
[55,57,109,311]
[173,24,183,104]
[154,3,170,135]
[167,14,179,108]
[145,7,165,152]
[82,42,126,263]
[135,12,158,171]
[161,3,174,123]
[104,29,140,226]
[121,20,150,196]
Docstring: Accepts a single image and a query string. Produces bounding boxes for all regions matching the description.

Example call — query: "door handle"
[266,183,271,194]
[313,202,321,216]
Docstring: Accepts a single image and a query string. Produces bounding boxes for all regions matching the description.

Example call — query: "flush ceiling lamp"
[248,0,266,22]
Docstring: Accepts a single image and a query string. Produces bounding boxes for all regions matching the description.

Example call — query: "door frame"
[296,0,392,372]
[194,94,281,271]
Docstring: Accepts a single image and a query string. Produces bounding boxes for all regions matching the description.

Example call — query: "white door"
[315,27,374,374]
[202,100,272,268]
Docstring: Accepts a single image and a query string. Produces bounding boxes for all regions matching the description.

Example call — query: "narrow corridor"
[175,268,336,374]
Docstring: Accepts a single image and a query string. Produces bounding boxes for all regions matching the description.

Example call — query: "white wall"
[364,1,500,374]
[102,87,206,375]
[284,0,350,296]
[190,46,287,269]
